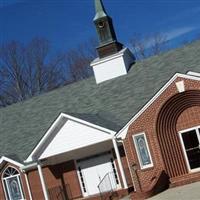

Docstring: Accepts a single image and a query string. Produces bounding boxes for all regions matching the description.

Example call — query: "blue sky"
[1,0,200,52]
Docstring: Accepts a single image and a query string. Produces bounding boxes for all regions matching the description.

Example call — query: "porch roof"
[42,140,114,166]
[0,41,200,162]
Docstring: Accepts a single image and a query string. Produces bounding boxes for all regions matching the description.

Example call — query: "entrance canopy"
[42,140,114,166]
[26,113,115,163]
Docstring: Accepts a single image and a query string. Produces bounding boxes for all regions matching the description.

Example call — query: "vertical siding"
[41,120,112,159]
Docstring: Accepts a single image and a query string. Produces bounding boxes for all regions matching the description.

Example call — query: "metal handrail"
[98,172,110,189]
[97,172,117,200]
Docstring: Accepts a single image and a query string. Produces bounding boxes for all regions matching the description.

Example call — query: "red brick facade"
[0,163,31,200]
[0,150,131,200]
[27,160,82,200]
[124,77,200,199]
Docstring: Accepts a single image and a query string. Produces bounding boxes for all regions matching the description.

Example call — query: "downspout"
[37,162,49,200]
[24,173,33,200]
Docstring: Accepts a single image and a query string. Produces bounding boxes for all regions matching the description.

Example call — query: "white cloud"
[148,26,197,47]
[137,26,198,50]
[165,26,197,41]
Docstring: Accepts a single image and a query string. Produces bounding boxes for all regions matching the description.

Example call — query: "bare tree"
[25,37,64,95]
[129,33,149,60]
[25,37,50,95]
[0,38,64,106]
[63,38,97,82]
[0,37,97,107]
[129,32,167,60]
[0,41,27,105]
[151,33,167,55]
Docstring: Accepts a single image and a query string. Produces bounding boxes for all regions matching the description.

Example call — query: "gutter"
[20,162,38,172]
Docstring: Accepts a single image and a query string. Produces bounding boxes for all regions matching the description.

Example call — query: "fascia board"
[0,156,23,168]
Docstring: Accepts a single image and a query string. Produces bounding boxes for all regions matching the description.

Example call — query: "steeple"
[93,0,123,58]
[94,0,107,20]
[91,0,135,84]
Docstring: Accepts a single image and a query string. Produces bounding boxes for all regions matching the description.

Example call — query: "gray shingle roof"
[1,41,200,162]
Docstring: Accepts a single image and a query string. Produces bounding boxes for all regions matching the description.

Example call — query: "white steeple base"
[90,48,134,84]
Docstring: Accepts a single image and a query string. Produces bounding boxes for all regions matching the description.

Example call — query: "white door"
[77,153,120,196]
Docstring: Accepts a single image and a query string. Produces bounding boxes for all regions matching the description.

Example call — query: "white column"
[112,137,128,189]
[24,173,33,200]
[37,163,49,200]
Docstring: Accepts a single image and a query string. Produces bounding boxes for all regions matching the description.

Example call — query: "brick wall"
[0,173,5,200]
[27,160,82,200]
[124,77,200,196]
[176,106,200,131]
[0,163,30,200]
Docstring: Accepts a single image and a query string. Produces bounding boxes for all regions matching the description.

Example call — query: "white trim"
[112,138,128,188]
[117,72,200,139]
[121,140,136,191]
[132,132,153,169]
[21,162,38,171]
[25,114,65,162]
[178,125,200,173]
[37,163,49,200]
[24,173,33,200]
[179,125,200,134]
[61,113,116,134]
[0,156,23,167]
[26,113,116,162]
[75,160,88,197]
[187,71,200,77]
[175,80,185,93]
[1,166,25,200]
[111,156,122,190]
[178,131,191,172]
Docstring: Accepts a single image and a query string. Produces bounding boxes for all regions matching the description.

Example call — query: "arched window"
[2,166,24,200]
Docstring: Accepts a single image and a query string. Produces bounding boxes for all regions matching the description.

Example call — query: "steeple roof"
[94,0,108,21]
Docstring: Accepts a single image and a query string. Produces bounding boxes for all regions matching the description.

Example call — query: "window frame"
[133,132,154,169]
[178,125,200,173]
[2,166,25,200]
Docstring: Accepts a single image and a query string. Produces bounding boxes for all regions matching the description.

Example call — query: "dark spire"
[93,0,123,58]
[94,0,107,20]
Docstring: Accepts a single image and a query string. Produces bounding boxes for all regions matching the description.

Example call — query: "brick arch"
[156,90,200,178]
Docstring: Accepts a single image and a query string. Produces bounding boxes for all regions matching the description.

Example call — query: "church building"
[0,0,200,199]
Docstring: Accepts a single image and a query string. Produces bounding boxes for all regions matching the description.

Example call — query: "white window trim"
[112,157,122,189]
[133,132,153,169]
[1,166,25,200]
[178,125,200,173]
[75,160,89,197]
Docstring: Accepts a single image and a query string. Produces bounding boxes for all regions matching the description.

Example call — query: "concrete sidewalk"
[120,182,200,200]
[148,182,200,200]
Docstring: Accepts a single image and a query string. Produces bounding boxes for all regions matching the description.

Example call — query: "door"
[77,153,120,196]
[180,128,200,171]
